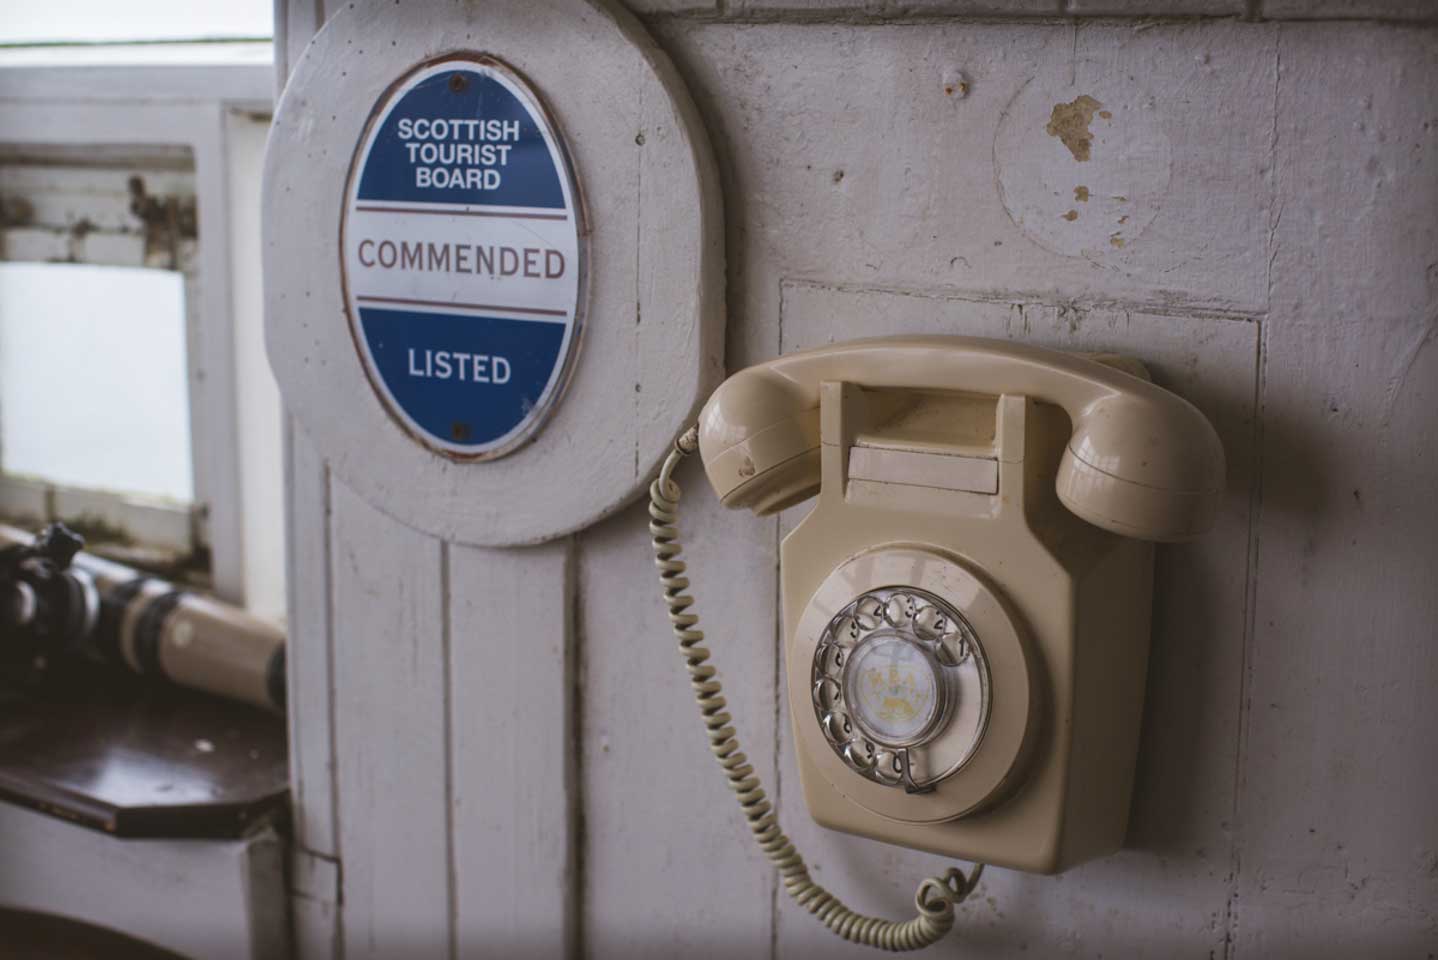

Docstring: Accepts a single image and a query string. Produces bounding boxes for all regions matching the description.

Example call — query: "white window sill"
[0,42,273,104]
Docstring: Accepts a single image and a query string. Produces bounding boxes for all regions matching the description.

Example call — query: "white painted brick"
[730,0,888,13]
[1263,0,1438,20]
[888,0,1063,13]
[1235,21,1438,956]
[663,17,1276,358]
[629,0,1438,16]
[733,0,1061,14]
[1067,0,1246,15]
[624,0,722,13]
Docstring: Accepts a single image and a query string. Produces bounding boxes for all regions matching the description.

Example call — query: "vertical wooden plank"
[331,478,451,958]
[579,481,779,958]
[448,540,577,957]
[1234,22,1438,957]
[286,422,338,856]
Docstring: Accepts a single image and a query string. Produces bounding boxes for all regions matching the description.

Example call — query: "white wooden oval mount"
[263,0,723,545]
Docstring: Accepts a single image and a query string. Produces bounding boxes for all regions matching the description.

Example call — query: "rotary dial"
[811,586,989,792]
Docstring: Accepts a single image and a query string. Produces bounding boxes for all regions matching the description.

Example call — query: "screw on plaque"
[451,422,472,441]
[449,73,468,93]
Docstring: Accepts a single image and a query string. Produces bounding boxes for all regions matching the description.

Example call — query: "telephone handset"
[649,336,1224,951]
[696,335,1224,539]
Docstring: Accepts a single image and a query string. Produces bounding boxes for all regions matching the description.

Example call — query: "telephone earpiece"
[697,363,822,514]
[1054,390,1222,540]
[697,336,1224,541]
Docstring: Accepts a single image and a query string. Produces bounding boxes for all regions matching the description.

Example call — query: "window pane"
[0,0,271,45]
[0,262,193,503]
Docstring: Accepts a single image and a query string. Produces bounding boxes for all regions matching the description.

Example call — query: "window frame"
[0,51,274,606]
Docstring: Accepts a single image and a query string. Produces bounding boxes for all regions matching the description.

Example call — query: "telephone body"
[695,336,1224,874]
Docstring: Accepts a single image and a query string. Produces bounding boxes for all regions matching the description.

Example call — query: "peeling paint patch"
[1046,95,1103,162]
[995,80,1171,261]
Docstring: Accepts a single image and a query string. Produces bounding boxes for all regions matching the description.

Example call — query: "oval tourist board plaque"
[341,55,585,460]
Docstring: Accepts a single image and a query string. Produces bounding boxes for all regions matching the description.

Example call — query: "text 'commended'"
[341,57,583,459]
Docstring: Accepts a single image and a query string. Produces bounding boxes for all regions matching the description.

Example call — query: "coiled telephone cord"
[648,425,985,952]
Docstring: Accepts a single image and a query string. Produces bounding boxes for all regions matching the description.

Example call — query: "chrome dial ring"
[810,586,989,792]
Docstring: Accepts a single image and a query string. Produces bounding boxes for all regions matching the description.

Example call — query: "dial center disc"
[844,634,944,747]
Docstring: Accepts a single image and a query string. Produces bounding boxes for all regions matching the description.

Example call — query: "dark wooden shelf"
[0,664,288,839]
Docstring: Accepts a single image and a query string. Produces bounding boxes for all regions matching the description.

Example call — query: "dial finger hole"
[820,708,851,744]
[914,604,949,640]
[884,594,916,627]
[829,615,861,646]
[813,676,843,711]
[843,739,876,770]
[872,749,903,784]
[940,630,971,666]
[853,596,883,629]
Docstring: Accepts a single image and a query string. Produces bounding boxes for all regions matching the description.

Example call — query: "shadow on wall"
[1128,385,1324,856]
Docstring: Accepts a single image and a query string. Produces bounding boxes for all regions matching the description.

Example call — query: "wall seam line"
[440,541,458,960]
[322,458,345,959]
[769,278,787,960]
[280,418,304,960]
[282,419,304,848]
[566,536,586,960]
[768,509,784,960]
[1069,18,1078,86]
[1223,24,1281,960]
[780,278,1260,323]
[633,60,646,486]
[640,11,1254,25]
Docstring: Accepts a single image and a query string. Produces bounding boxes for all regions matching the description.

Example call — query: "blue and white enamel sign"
[341,55,585,459]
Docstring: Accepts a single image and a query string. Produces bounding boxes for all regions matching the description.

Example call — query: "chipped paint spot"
[996,80,1170,260]
[1045,94,1103,162]
[1099,110,1113,121]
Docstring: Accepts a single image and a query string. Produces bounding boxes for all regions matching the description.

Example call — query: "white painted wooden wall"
[275,3,1438,958]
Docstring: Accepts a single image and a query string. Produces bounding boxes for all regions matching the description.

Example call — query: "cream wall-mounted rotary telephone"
[648,336,1224,951]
